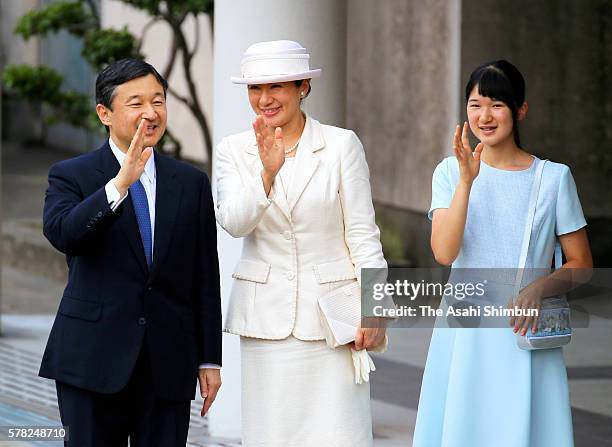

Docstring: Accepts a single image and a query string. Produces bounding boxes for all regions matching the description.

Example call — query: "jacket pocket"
[232,259,271,283]
[313,259,357,284]
[58,297,102,322]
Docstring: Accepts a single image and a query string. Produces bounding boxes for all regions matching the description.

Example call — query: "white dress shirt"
[104,138,219,370]
[105,138,156,247]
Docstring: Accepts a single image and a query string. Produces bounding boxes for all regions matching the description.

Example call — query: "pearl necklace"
[284,139,300,155]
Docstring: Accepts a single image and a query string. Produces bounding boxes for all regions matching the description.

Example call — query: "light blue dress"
[412,156,587,447]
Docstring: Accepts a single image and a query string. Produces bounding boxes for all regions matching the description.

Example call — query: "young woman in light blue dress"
[413,60,593,446]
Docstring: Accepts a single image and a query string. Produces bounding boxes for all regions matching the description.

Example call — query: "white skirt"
[240,336,373,447]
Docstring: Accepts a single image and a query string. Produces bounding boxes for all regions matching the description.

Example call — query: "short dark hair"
[465,60,526,148]
[95,58,168,110]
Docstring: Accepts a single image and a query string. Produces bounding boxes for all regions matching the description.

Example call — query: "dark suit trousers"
[55,345,191,447]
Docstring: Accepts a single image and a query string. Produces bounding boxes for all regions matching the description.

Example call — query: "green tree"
[1,0,214,171]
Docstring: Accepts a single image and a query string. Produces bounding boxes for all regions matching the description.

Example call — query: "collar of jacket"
[244,113,325,155]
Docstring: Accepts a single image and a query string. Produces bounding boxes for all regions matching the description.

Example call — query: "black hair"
[95,59,168,131]
[294,79,312,99]
[465,60,525,148]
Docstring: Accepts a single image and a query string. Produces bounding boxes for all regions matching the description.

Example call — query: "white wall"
[0,0,40,67]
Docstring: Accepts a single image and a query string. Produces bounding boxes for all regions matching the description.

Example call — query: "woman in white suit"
[215,40,387,447]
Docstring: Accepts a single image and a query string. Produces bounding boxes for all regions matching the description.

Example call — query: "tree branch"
[84,0,100,28]
[190,13,200,59]
[163,126,182,159]
[161,9,213,172]
[208,6,214,36]
[167,85,191,107]
[136,17,160,54]
[162,35,178,80]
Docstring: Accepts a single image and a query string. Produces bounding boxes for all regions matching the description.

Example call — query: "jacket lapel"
[286,115,324,212]
[95,142,119,189]
[271,176,292,220]
[97,143,149,276]
[150,151,181,276]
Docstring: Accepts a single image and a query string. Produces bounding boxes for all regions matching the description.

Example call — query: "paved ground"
[2,312,612,446]
[0,316,237,447]
[1,141,612,446]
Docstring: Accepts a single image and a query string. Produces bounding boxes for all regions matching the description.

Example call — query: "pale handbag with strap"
[514,159,572,350]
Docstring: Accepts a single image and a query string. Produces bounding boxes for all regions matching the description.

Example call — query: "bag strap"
[514,159,547,295]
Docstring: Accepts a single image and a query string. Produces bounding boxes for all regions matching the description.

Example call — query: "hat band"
[241,57,311,80]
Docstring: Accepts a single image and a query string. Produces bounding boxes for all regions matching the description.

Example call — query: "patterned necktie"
[130,180,152,269]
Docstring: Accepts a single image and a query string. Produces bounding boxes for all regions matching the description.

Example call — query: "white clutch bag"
[318,281,362,348]
[317,281,387,384]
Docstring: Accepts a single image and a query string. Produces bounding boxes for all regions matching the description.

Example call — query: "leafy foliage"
[2,64,93,128]
[2,65,64,104]
[169,0,213,16]
[15,1,93,40]
[8,1,142,130]
[121,0,213,17]
[82,28,142,69]
[3,0,215,165]
[51,90,94,128]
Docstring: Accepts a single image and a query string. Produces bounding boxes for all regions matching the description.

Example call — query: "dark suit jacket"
[39,142,222,401]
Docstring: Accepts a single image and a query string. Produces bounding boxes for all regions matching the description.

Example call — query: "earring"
[300,91,305,97]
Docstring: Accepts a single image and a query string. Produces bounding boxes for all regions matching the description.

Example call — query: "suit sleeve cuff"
[256,174,274,207]
[105,180,128,211]
[199,363,221,369]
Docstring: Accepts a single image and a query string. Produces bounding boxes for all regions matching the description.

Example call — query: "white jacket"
[215,115,387,340]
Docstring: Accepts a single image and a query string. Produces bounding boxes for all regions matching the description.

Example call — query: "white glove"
[350,348,377,385]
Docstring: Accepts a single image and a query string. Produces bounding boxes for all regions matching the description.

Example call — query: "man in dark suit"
[39,58,222,446]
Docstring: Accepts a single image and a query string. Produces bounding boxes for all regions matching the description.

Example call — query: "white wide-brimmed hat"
[231,40,322,85]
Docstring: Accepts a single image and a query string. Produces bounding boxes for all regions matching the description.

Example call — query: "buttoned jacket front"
[215,116,387,340]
